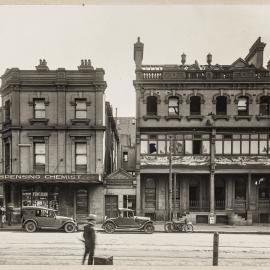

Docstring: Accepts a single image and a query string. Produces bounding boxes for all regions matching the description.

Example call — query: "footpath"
[1,222,270,234]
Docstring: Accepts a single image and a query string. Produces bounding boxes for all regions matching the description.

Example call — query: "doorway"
[105,195,118,218]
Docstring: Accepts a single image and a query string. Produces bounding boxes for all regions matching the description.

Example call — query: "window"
[237,96,249,116]
[259,96,270,116]
[75,142,87,172]
[4,140,10,173]
[75,99,87,119]
[34,99,45,118]
[140,140,148,154]
[258,179,270,200]
[216,96,227,115]
[168,97,179,116]
[235,178,246,200]
[34,142,45,172]
[5,100,11,123]
[190,96,201,115]
[123,151,128,162]
[146,96,157,116]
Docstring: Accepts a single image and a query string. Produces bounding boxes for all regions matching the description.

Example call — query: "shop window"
[250,134,258,155]
[145,178,156,209]
[185,140,193,154]
[215,140,223,154]
[223,135,232,155]
[75,99,87,119]
[5,100,11,123]
[146,96,157,116]
[237,96,249,116]
[202,141,210,154]
[75,142,87,173]
[216,96,227,115]
[158,140,166,154]
[175,141,184,154]
[241,136,249,155]
[232,135,241,154]
[123,151,128,162]
[34,142,45,173]
[193,140,201,155]
[259,139,268,155]
[235,178,246,200]
[168,96,179,116]
[34,99,45,118]
[259,96,270,116]
[190,96,201,115]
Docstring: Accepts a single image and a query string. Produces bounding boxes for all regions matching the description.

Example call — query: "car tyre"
[103,222,116,233]
[144,223,154,234]
[164,222,173,233]
[64,222,76,233]
[25,221,37,233]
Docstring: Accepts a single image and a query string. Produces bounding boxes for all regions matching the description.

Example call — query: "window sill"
[143,115,161,121]
[186,115,204,121]
[29,118,49,125]
[71,118,90,125]
[256,115,270,120]
[212,115,230,121]
[234,115,252,121]
[165,115,182,121]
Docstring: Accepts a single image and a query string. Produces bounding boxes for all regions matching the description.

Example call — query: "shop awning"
[0,174,102,184]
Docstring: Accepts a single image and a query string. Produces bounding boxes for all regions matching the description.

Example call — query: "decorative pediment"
[105,168,134,180]
[231,58,249,68]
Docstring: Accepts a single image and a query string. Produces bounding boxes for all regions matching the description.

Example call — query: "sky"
[0,5,270,116]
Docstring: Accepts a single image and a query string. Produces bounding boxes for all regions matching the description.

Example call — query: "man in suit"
[82,214,97,265]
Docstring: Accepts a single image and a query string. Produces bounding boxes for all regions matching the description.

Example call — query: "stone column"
[246,173,253,225]
[136,172,141,216]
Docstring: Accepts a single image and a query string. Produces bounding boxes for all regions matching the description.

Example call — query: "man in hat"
[82,214,97,265]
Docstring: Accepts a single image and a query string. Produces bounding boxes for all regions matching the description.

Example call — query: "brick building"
[0,59,107,223]
[133,37,270,224]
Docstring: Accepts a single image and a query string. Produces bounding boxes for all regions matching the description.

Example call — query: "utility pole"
[169,137,173,221]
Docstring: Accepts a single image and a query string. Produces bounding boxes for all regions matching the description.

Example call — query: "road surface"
[1,231,270,266]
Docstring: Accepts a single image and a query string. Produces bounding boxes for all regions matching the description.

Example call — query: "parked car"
[21,206,77,233]
[102,208,155,234]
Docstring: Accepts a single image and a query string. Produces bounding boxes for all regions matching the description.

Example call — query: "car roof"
[22,206,56,211]
[118,208,134,212]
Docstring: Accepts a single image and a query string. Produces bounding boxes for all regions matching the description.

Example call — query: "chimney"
[134,37,144,69]
[244,37,266,68]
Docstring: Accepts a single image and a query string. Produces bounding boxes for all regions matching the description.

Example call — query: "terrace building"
[133,37,270,224]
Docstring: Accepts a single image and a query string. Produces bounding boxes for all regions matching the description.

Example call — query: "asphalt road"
[1,231,270,266]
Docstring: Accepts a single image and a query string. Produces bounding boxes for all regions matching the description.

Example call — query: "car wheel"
[184,224,194,233]
[64,222,76,233]
[25,221,37,233]
[164,222,173,233]
[144,223,154,234]
[103,222,115,233]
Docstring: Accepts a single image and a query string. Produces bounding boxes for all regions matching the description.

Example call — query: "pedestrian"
[82,214,97,265]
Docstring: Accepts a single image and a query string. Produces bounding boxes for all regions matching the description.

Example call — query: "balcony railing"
[189,200,210,211]
[215,200,225,210]
[258,199,270,209]
[234,199,247,209]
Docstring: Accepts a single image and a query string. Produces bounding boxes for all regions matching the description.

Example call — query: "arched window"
[216,96,227,115]
[168,96,179,116]
[237,96,249,116]
[190,96,201,115]
[146,96,157,116]
[259,96,270,116]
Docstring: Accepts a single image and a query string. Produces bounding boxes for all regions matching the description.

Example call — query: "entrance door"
[215,179,225,210]
[105,195,118,218]
[76,189,88,219]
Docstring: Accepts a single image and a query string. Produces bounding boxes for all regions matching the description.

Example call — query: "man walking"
[82,214,97,265]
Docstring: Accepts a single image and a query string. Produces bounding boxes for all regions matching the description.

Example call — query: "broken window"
[168,96,179,116]
[259,96,270,116]
[237,96,249,116]
[146,96,157,116]
[190,96,201,115]
[216,96,227,115]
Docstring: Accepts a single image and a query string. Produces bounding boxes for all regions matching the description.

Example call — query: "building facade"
[134,37,270,224]
[0,59,107,223]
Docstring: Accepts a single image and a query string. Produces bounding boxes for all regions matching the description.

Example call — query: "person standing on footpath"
[0,205,4,228]
[82,214,97,265]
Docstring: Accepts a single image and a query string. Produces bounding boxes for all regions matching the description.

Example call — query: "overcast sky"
[0,5,270,116]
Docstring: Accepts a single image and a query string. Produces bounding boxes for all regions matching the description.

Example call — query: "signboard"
[0,174,100,183]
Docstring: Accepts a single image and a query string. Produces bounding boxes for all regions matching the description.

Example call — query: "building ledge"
[234,115,252,121]
[186,115,204,121]
[256,115,270,120]
[143,115,161,121]
[164,115,182,121]
[71,118,90,125]
[212,115,230,121]
[29,118,49,125]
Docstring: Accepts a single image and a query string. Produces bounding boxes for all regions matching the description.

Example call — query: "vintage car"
[102,208,155,234]
[21,206,77,233]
